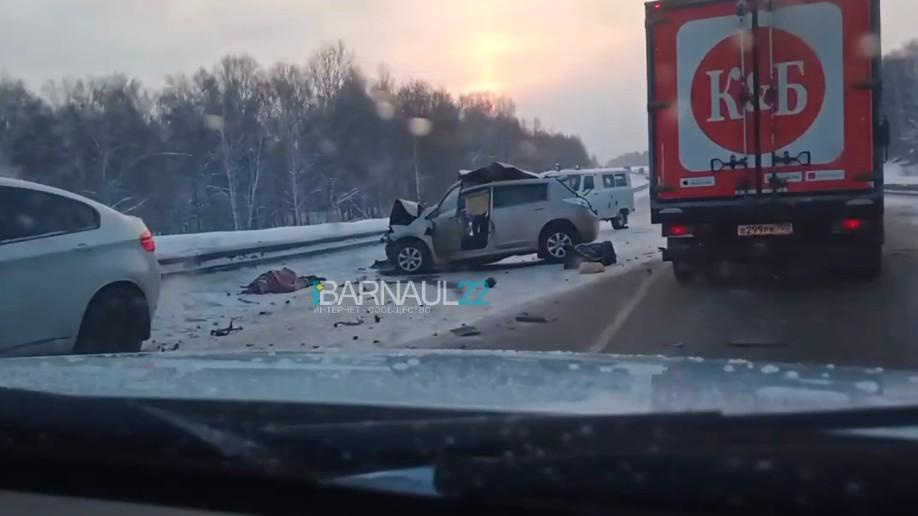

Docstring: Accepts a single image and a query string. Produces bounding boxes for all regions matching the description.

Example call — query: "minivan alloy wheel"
[397,246,423,272]
[546,232,573,258]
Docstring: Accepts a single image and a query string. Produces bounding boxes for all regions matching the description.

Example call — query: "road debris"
[515,312,548,323]
[236,297,258,304]
[242,267,326,295]
[450,325,482,337]
[211,319,243,337]
[485,277,497,288]
[579,262,605,274]
[575,241,618,265]
[334,318,365,328]
[729,338,788,348]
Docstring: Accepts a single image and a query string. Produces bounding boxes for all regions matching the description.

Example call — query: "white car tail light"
[140,229,156,252]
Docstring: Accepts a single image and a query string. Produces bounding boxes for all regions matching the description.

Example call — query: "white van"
[544,168,635,229]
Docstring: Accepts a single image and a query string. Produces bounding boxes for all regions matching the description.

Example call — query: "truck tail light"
[140,229,156,252]
[837,218,864,233]
[664,223,693,238]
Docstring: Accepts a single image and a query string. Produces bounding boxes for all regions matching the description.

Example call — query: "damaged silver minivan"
[385,163,600,274]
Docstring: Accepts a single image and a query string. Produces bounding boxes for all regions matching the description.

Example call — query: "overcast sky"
[0,0,913,160]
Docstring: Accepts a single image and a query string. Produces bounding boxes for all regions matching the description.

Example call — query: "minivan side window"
[602,174,616,188]
[614,173,628,187]
[493,184,548,208]
[0,187,99,244]
[582,175,595,191]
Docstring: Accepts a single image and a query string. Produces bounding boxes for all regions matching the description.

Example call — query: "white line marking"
[589,266,665,353]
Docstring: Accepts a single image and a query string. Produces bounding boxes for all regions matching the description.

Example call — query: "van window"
[0,187,99,243]
[614,173,628,187]
[582,175,595,191]
[493,184,548,208]
[564,175,581,191]
[602,174,616,188]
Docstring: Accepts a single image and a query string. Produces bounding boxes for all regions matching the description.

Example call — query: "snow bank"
[156,218,388,260]
[886,162,918,186]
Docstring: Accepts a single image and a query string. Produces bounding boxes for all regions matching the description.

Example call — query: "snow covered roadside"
[148,175,662,353]
[886,162,918,187]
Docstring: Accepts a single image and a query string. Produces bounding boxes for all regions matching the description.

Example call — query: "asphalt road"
[428,194,918,370]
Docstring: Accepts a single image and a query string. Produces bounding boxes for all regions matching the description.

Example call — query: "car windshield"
[2,0,918,510]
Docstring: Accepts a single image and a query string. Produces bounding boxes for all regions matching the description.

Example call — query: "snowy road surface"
[149,179,661,353]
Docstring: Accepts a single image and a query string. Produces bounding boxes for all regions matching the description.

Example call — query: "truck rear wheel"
[850,245,882,281]
[672,261,694,283]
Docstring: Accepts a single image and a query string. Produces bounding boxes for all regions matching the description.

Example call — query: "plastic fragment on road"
[450,325,481,337]
[211,319,243,337]
[515,313,548,323]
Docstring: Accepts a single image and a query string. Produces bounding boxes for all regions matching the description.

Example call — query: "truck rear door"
[647,0,880,201]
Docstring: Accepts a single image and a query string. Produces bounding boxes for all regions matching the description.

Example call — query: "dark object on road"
[515,313,548,323]
[370,259,390,269]
[574,241,618,266]
[236,297,257,304]
[729,338,788,348]
[450,325,481,337]
[374,314,381,323]
[242,268,326,295]
[563,245,581,270]
[484,277,497,288]
[258,311,271,316]
[334,318,364,328]
[210,319,243,337]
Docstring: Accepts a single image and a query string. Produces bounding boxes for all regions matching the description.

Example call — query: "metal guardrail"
[886,185,918,196]
[158,230,385,276]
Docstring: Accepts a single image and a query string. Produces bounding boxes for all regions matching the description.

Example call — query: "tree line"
[0,42,593,234]
[883,40,918,163]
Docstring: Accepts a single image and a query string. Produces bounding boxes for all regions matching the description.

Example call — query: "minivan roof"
[543,167,629,177]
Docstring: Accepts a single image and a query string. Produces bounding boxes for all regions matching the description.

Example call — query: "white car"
[543,168,635,229]
[0,177,161,356]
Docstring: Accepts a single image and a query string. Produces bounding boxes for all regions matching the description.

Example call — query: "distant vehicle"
[0,177,161,356]
[544,168,635,229]
[385,163,600,274]
[646,0,886,281]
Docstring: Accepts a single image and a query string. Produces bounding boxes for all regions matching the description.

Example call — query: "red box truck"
[646,0,888,280]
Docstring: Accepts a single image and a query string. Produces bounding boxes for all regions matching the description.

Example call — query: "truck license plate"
[737,223,793,237]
